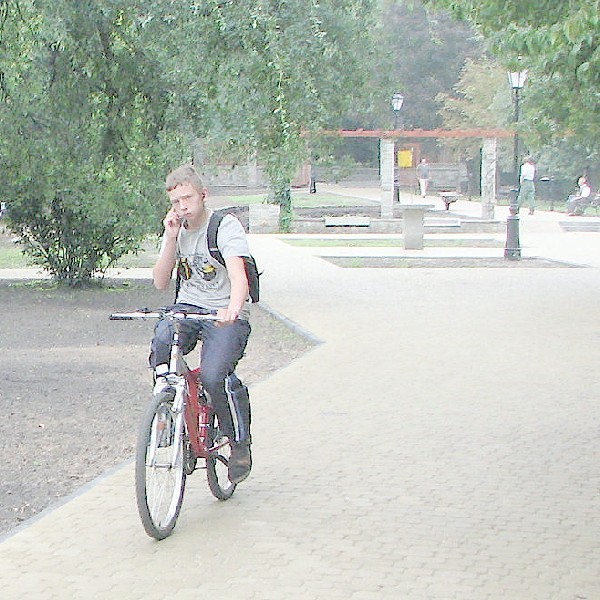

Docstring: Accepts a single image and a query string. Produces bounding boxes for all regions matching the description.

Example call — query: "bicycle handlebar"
[109,308,219,321]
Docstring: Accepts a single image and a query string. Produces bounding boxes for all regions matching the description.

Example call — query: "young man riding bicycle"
[150,163,252,484]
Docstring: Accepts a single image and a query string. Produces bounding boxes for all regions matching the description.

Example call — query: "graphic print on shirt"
[190,253,219,290]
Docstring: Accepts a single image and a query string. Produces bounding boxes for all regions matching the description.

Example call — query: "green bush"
[4,165,161,287]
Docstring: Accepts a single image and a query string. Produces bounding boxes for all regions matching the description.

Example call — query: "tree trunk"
[270,183,292,233]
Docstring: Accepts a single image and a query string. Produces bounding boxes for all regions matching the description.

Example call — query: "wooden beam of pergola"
[317,128,513,139]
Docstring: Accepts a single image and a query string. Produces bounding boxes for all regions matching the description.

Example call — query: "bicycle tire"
[135,389,186,540]
[206,412,236,500]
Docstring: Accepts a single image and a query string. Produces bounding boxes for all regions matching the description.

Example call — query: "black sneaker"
[228,441,252,484]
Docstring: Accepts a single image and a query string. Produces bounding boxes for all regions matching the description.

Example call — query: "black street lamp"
[391,92,404,130]
[504,69,528,260]
[391,93,404,203]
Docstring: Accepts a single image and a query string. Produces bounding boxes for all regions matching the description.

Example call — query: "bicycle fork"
[149,322,187,470]
[146,384,186,470]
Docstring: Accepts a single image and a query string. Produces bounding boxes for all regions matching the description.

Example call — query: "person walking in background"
[516,156,536,215]
[416,157,430,198]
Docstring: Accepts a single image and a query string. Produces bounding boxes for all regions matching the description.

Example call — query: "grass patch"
[429,239,503,248]
[323,256,581,268]
[285,238,401,248]
[284,238,503,248]
[0,246,29,268]
[0,230,162,270]
[0,246,159,270]
[0,228,29,268]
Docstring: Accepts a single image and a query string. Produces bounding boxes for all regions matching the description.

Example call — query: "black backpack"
[206,211,261,303]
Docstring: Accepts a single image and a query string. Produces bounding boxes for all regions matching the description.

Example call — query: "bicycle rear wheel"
[206,412,236,500]
[135,390,186,540]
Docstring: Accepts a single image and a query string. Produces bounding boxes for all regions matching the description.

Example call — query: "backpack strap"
[207,210,226,267]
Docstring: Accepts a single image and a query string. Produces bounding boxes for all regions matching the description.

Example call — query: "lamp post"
[504,69,527,260]
[391,92,404,203]
[391,92,404,130]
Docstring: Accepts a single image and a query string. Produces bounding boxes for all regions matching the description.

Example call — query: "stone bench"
[324,216,371,227]
[559,221,600,233]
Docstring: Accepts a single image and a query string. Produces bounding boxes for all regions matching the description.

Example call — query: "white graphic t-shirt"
[161,212,251,319]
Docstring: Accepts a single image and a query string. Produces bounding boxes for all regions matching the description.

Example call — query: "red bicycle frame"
[183,368,211,459]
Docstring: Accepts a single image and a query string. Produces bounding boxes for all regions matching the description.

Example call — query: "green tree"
[436,57,513,165]
[328,0,484,168]
[1,0,383,274]
[423,0,600,146]
[0,0,174,285]
[377,0,481,130]
[154,0,379,230]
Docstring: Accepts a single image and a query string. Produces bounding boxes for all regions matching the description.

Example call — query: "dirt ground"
[0,279,314,536]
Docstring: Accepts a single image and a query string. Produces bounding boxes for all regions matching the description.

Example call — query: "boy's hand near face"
[163,208,182,239]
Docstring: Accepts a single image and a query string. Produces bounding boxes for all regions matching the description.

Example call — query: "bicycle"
[109,307,237,540]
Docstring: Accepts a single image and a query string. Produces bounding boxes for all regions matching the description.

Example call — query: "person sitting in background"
[567,176,592,215]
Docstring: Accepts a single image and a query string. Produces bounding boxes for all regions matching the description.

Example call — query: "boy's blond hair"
[165,164,205,193]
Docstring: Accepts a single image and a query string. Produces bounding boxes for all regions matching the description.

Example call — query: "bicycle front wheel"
[206,412,236,500]
[135,390,186,540]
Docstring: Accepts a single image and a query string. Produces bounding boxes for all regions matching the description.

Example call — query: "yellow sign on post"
[397,149,413,168]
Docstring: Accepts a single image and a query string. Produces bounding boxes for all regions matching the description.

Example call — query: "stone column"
[379,139,395,218]
[481,137,497,220]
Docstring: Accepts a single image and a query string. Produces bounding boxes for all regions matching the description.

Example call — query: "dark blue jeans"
[149,304,252,443]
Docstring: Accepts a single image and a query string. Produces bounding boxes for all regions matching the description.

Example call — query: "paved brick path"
[1,192,599,599]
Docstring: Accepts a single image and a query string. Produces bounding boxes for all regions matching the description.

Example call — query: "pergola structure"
[321,128,513,219]
[325,128,512,139]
